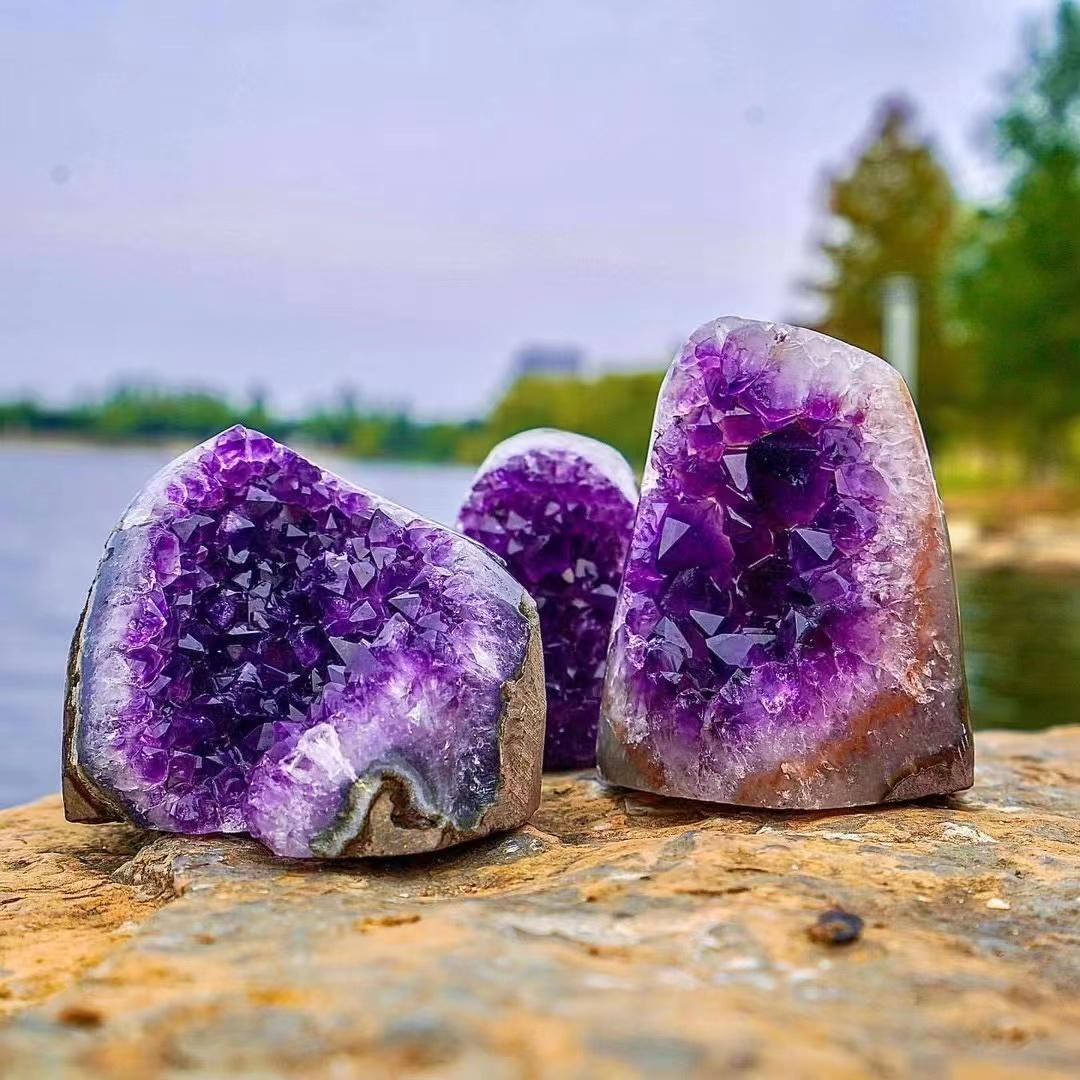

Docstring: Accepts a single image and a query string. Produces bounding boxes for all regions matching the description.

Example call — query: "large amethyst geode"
[63,426,545,858]
[598,318,972,809]
[458,430,637,769]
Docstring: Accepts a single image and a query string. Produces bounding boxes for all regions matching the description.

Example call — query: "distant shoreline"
[0,432,199,454]
[0,431,476,469]
[947,515,1080,574]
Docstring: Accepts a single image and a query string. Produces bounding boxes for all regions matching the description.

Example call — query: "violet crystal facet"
[63,426,545,857]
[458,430,637,768]
[598,318,972,808]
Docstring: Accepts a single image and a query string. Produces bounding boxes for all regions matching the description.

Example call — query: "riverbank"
[1,727,1078,1077]
[948,513,1080,571]
[0,430,478,468]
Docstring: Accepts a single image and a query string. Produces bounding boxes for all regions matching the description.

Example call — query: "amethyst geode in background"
[63,426,545,858]
[598,318,972,809]
[458,430,637,769]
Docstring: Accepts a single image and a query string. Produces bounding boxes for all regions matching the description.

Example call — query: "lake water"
[1,442,1075,809]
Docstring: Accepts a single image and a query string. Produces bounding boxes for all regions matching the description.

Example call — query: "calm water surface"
[0,443,1075,808]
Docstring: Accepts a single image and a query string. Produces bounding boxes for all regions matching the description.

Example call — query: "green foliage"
[0,384,482,464]
[808,96,967,447]
[293,405,483,462]
[480,369,666,470]
[0,368,666,473]
[956,1,1080,469]
[0,385,265,442]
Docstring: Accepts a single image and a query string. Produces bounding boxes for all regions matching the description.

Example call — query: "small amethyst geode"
[63,426,545,858]
[458,430,637,769]
[599,317,973,809]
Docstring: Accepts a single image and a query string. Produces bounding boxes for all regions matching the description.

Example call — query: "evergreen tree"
[807,96,963,445]
[957,1,1080,469]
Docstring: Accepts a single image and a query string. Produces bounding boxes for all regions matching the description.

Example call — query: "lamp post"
[882,274,918,402]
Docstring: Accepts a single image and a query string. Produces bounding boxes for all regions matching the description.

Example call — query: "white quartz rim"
[472,428,639,505]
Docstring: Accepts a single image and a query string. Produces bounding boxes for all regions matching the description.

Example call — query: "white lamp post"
[882,274,918,402]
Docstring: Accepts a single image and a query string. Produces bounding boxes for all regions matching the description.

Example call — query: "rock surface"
[600,317,971,809]
[2,727,1079,1078]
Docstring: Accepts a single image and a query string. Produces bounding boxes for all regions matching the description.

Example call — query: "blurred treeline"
[809,1,1080,490]
[2,3,1077,484]
[0,369,664,467]
[0,386,486,464]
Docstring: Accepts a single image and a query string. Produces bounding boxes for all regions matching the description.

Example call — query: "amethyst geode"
[458,430,637,769]
[63,426,545,857]
[598,318,972,809]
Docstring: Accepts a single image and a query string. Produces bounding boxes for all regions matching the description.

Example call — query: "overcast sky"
[0,1,1048,417]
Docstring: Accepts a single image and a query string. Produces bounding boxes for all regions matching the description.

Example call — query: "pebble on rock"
[808,909,865,945]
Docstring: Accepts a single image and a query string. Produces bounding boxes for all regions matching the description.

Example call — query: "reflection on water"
[0,442,1076,808]
[958,569,1080,731]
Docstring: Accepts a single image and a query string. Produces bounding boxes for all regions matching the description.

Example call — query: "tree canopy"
[956,0,1080,466]
[808,96,964,446]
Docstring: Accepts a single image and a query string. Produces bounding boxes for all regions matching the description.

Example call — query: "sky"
[0,0,1050,418]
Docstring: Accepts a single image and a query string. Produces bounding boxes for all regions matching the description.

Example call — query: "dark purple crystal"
[458,430,637,769]
[599,319,972,808]
[64,427,545,857]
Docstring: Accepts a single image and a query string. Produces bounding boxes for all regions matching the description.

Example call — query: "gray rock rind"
[64,589,547,858]
[335,596,547,858]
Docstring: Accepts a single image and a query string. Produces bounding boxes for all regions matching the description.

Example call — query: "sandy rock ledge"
[2,728,1079,1078]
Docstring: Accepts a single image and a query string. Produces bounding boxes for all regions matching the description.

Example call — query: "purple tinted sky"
[0,1,1046,417]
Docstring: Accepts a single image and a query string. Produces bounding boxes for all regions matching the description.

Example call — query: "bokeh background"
[2,1,1078,806]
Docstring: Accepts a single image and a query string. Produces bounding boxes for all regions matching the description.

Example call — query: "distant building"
[511,344,585,379]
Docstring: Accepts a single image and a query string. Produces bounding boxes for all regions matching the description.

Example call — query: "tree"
[807,96,964,446]
[479,369,666,471]
[957,1,1080,470]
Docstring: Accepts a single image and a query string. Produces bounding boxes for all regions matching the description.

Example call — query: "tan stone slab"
[1,728,1079,1078]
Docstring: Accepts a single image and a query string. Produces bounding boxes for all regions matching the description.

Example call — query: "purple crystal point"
[458,430,637,769]
[63,426,545,857]
[598,319,972,808]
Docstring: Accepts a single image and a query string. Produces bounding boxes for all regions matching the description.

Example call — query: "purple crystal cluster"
[458,430,637,768]
[64,427,545,857]
[599,318,972,809]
